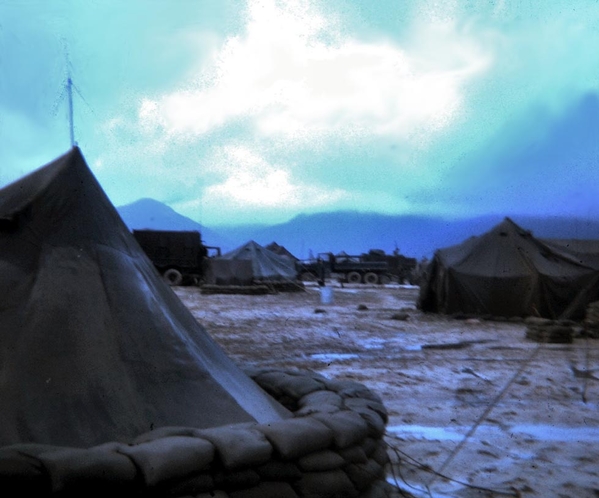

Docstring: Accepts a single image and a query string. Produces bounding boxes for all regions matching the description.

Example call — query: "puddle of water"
[508,450,537,460]
[388,423,599,443]
[358,337,386,350]
[387,425,468,441]
[334,288,361,294]
[387,332,423,351]
[511,424,599,442]
[309,353,360,362]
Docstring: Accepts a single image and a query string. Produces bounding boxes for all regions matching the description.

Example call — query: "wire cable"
[386,439,520,497]
[426,342,543,488]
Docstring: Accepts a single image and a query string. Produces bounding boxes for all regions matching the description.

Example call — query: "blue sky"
[1,0,598,226]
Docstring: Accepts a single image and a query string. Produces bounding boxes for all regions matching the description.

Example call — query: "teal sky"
[1,0,599,226]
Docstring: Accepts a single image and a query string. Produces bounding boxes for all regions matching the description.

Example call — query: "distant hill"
[215,212,599,260]
[212,224,272,249]
[117,198,599,260]
[231,212,439,259]
[116,198,233,249]
[228,212,503,259]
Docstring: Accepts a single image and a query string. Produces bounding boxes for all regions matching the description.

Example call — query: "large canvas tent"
[542,238,599,270]
[218,240,298,284]
[0,148,288,449]
[418,218,599,319]
[265,241,298,261]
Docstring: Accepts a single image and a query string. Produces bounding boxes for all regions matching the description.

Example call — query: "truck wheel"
[163,268,183,286]
[379,274,391,285]
[347,271,362,284]
[364,272,378,285]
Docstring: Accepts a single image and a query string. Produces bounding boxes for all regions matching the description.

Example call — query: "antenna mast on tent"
[56,41,95,148]
[67,73,76,147]
[53,42,93,148]
[60,42,87,148]
[63,42,77,148]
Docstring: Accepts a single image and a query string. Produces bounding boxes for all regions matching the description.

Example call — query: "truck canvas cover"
[0,147,289,448]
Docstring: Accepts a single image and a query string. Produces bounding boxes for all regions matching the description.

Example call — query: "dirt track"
[175,283,599,497]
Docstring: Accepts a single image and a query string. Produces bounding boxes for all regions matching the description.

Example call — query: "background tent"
[541,238,599,270]
[206,258,254,286]
[418,218,599,319]
[218,240,298,284]
[0,148,288,448]
[265,241,298,261]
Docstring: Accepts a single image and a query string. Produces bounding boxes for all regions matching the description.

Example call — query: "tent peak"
[495,217,533,238]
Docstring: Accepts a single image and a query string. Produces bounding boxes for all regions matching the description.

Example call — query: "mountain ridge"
[116,198,234,249]
[116,199,599,260]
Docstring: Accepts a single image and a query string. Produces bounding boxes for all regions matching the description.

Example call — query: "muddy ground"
[175,283,599,498]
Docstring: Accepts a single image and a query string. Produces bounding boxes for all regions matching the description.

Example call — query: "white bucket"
[320,286,334,304]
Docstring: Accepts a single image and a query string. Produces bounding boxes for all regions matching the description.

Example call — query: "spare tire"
[163,268,183,286]
[364,272,379,285]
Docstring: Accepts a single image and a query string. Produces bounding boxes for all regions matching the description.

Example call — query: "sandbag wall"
[0,369,394,498]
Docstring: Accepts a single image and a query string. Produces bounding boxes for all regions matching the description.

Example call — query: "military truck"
[362,249,418,284]
[297,252,392,284]
[297,249,418,284]
[132,229,220,286]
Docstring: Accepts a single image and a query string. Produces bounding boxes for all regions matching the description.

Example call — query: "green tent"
[418,218,599,319]
[220,240,298,283]
[0,148,288,448]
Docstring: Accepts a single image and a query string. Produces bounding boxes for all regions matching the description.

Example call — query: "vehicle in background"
[132,229,221,286]
[297,249,417,285]
[362,249,418,284]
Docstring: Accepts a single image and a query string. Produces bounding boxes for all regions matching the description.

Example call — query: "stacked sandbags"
[0,369,396,498]
[524,317,574,343]
[200,285,272,295]
[258,281,306,293]
[583,301,599,338]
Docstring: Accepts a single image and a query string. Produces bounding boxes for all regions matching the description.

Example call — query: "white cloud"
[202,145,348,208]
[138,0,490,143]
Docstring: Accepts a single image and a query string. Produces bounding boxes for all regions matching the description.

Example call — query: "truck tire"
[347,271,362,284]
[379,274,391,285]
[364,272,379,285]
[163,268,183,286]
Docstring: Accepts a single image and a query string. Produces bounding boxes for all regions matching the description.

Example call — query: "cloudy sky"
[1,0,598,226]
